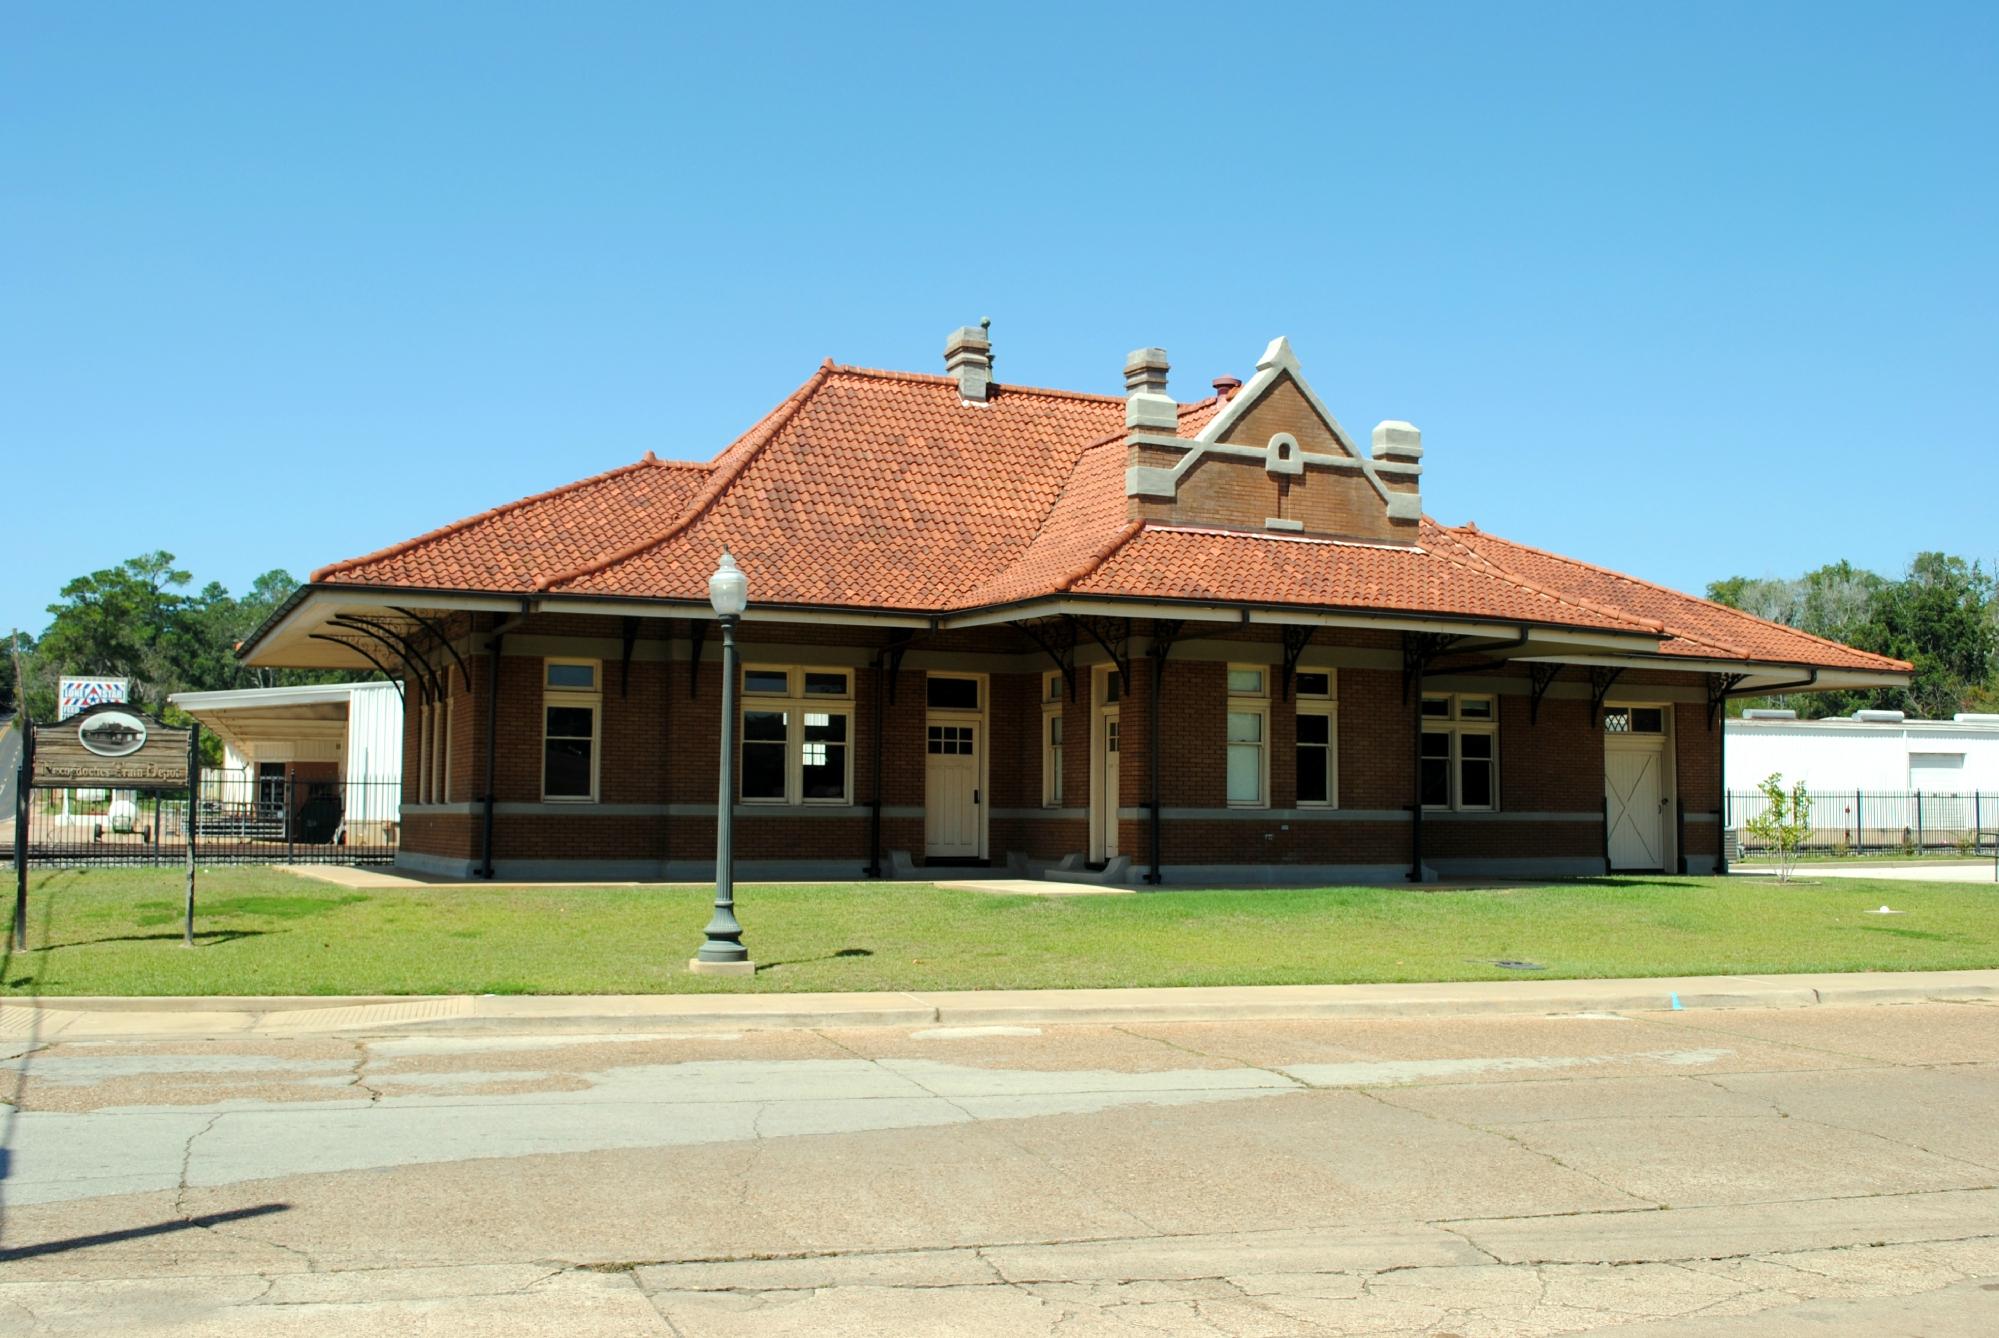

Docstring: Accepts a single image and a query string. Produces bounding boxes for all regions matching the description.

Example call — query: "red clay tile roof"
[1070,525,1665,635]
[312,453,710,591]
[1440,526,1912,673]
[305,362,1904,675]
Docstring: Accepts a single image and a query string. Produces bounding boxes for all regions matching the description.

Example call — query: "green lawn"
[2,866,1996,997]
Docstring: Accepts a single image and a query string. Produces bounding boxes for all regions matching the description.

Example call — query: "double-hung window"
[1420,693,1498,811]
[1293,669,1338,807]
[542,659,601,801]
[1226,665,1269,808]
[1041,671,1065,807]
[741,667,853,804]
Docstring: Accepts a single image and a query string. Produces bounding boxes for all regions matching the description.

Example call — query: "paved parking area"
[2,1002,1996,1334]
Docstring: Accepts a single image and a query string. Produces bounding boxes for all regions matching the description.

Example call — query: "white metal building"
[1725,709,1999,847]
[168,681,403,832]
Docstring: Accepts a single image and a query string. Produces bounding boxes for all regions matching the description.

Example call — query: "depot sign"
[30,703,193,790]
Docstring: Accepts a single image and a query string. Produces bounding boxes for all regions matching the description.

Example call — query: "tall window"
[543,660,600,801]
[1294,669,1337,807]
[1420,693,1498,811]
[741,666,853,804]
[1226,664,1268,807]
[1041,671,1064,807]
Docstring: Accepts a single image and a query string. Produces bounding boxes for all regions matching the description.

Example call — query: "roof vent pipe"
[1852,709,1907,723]
[945,322,992,402]
[1212,375,1243,400]
[1124,347,1176,430]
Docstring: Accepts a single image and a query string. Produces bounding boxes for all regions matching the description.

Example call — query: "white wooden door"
[1099,711,1120,860]
[925,721,980,857]
[1605,740,1666,870]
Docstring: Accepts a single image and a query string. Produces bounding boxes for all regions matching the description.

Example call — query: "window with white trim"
[1294,669,1338,807]
[1042,671,1064,807]
[542,659,601,801]
[1226,664,1269,807]
[1420,693,1498,811]
[740,666,853,804]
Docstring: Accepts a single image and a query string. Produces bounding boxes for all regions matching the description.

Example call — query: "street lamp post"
[691,550,755,975]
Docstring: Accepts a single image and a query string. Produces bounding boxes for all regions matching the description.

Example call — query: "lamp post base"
[687,958,757,977]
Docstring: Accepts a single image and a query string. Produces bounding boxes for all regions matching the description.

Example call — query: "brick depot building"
[241,331,1908,883]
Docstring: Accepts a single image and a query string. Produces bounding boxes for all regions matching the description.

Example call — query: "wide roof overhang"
[240,584,1910,697]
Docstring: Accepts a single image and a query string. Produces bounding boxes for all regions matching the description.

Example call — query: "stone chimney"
[1371,420,1423,464]
[1123,347,1176,430]
[1372,421,1423,520]
[945,323,992,402]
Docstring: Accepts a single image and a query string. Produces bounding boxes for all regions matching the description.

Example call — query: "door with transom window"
[1603,706,1671,871]
[924,674,985,860]
[1090,667,1121,863]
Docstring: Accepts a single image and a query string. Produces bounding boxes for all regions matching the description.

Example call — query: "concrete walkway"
[1735,859,1999,883]
[4,968,1996,1042]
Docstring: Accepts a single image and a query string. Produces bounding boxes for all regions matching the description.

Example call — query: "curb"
[4,970,1997,1041]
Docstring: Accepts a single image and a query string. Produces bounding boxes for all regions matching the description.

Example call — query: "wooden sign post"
[17,704,201,949]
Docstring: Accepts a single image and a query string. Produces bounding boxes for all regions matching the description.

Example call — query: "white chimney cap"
[1740,709,1797,720]
[1852,709,1906,723]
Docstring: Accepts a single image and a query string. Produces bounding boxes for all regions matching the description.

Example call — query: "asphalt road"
[1,1003,1996,1334]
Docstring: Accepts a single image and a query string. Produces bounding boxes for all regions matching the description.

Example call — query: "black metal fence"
[6,773,401,868]
[1729,788,1999,859]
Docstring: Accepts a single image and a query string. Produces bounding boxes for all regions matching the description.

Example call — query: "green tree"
[1709,553,1997,720]
[26,557,354,722]
[1862,553,1996,720]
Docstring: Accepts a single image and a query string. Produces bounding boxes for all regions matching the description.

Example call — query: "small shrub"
[1743,774,1812,883]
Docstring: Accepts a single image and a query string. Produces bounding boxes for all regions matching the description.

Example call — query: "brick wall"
[396,617,1732,878]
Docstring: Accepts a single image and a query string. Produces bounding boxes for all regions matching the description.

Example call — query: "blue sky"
[4,2,1994,635]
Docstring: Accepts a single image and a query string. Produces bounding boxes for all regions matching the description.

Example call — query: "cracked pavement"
[0,1003,1995,1334]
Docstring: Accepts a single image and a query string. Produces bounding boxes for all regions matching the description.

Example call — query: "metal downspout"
[474,608,531,880]
[478,631,504,879]
[1147,651,1164,885]
[1410,687,1425,882]
[867,651,886,878]
[1714,670,1817,876]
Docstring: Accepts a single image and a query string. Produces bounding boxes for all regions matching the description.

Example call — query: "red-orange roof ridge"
[1057,520,1147,592]
[1416,521,1665,634]
[1447,525,1912,671]
[827,362,1132,406]
[311,453,697,585]
[535,365,833,592]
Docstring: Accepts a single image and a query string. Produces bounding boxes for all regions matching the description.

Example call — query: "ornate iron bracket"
[687,620,708,698]
[1707,672,1749,730]
[1588,666,1625,729]
[1401,632,1461,703]
[1148,619,1186,672]
[1279,625,1316,702]
[389,606,472,691]
[308,634,405,702]
[1527,663,1562,724]
[1017,617,1080,703]
[882,633,914,704]
[1073,615,1133,695]
[329,615,444,703]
